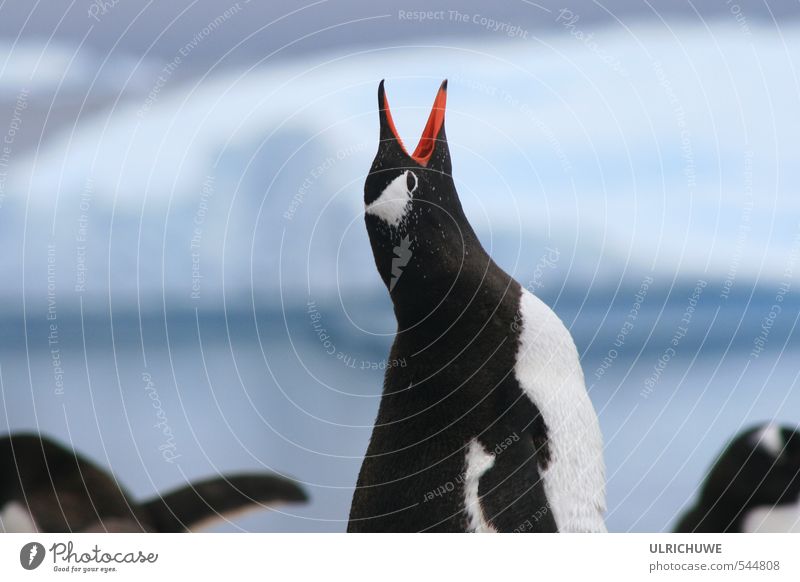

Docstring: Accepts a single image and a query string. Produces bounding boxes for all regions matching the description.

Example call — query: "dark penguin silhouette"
[348,80,606,532]
[0,433,307,533]
[676,424,800,532]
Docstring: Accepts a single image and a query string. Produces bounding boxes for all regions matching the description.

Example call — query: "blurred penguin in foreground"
[0,433,307,532]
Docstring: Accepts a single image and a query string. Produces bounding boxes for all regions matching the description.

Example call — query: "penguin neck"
[389,228,512,340]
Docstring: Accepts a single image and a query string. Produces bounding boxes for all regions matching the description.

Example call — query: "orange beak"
[380,80,447,166]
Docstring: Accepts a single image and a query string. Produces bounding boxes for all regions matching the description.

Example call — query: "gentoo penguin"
[348,80,606,532]
[675,423,800,532]
[0,433,307,532]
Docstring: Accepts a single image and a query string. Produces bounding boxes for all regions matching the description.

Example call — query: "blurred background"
[1,0,799,532]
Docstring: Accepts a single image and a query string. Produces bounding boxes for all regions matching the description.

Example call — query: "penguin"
[347,80,606,532]
[0,433,307,533]
[675,423,800,532]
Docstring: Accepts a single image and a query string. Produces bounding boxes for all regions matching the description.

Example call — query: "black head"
[683,424,800,531]
[712,424,800,508]
[364,81,490,328]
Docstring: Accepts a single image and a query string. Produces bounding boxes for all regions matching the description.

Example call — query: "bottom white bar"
[1,533,797,581]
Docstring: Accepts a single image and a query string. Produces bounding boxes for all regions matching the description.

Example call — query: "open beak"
[379,80,447,166]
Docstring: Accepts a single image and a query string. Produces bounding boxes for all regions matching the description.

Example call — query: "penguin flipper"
[140,474,308,532]
[476,441,558,533]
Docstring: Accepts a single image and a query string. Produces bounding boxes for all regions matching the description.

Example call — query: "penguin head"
[364,81,482,305]
[703,424,800,513]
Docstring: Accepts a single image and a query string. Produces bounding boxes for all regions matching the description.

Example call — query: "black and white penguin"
[675,423,800,532]
[0,433,307,532]
[347,80,606,532]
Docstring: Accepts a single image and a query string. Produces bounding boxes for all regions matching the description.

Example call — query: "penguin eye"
[406,170,418,194]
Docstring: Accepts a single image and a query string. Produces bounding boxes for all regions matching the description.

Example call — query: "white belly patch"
[743,499,800,532]
[514,289,606,532]
[0,501,38,533]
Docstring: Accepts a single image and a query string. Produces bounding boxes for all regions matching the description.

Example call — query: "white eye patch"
[752,424,784,457]
[365,170,417,226]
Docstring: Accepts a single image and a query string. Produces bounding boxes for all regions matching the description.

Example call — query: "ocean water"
[3,282,799,532]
